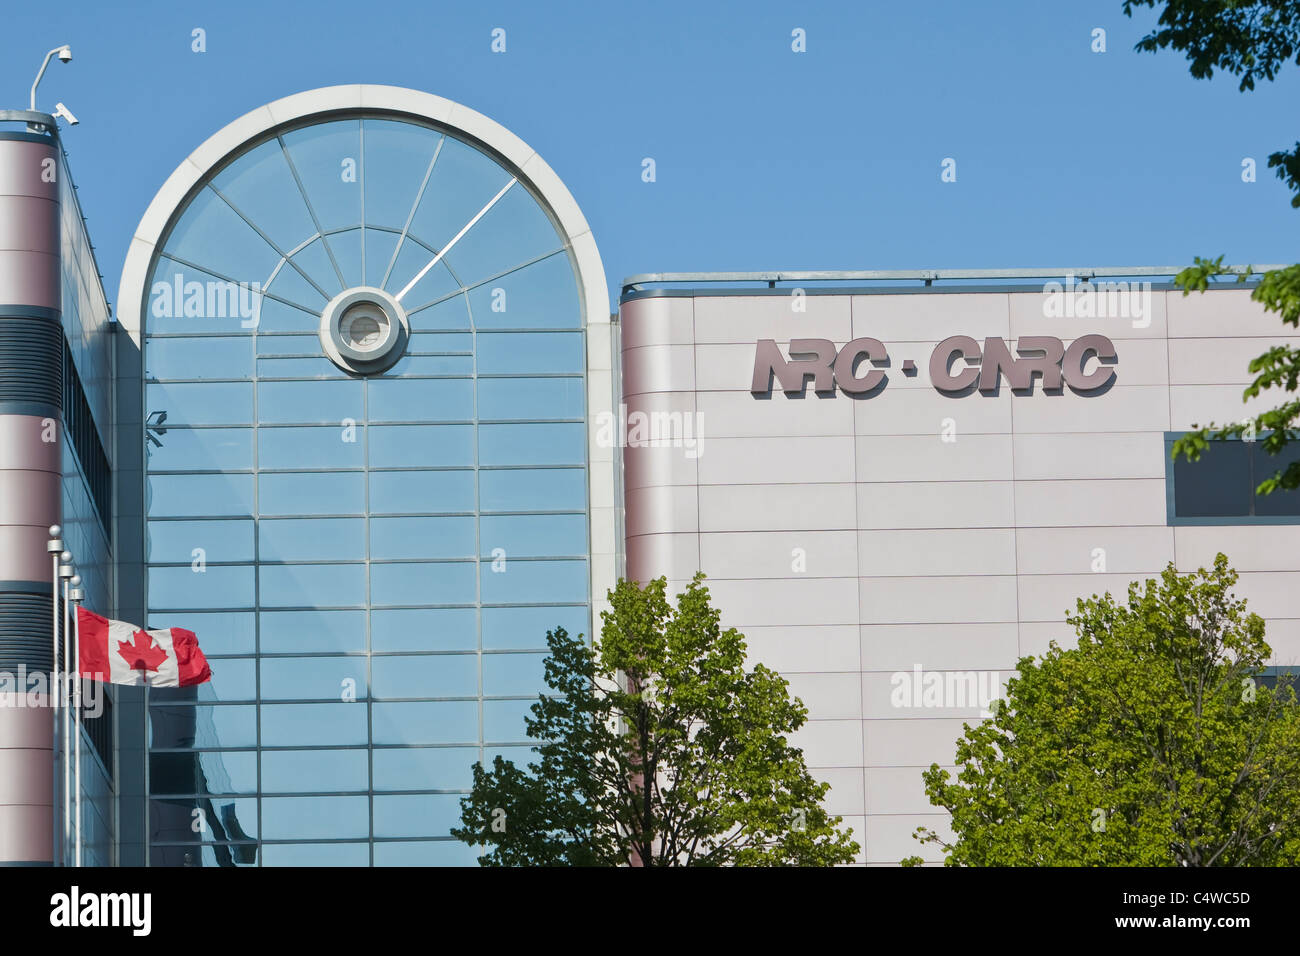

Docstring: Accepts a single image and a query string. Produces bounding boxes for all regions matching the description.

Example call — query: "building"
[0,106,115,866]
[617,275,1300,864]
[1,84,1296,865]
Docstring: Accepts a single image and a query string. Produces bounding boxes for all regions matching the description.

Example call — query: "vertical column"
[0,130,62,866]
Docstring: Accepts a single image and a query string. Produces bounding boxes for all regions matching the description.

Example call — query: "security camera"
[57,46,72,63]
[53,102,78,126]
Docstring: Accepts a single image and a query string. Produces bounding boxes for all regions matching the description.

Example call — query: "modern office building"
[1,83,1296,865]
[0,106,115,866]
[618,277,1300,864]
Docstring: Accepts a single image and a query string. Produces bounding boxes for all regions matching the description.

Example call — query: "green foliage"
[1121,2,1300,486]
[1123,0,1300,92]
[453,573,860,866]
[912,556,1300,866]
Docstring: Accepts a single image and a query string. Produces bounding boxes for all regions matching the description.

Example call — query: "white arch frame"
[118,84,617,624]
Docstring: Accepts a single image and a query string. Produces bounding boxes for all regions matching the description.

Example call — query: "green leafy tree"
[453,574,859,866]
[1122,1,1300,487]
[905,555,1300,866]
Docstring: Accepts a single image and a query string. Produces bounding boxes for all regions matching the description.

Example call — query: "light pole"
[45,525,62,865]
[68,575,84,867]
[57,551,74,866]
[29,45,71,112]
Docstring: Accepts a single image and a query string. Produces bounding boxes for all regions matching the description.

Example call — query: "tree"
[905,555,1300,866]
[1122,1,1300,490]
[453,574,859,866]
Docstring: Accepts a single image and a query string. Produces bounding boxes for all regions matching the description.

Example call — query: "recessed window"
[1166,433,1300,524]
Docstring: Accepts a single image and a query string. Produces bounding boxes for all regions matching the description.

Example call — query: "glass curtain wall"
[141,115,590,866]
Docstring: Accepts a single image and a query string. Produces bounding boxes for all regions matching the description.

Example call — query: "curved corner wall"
[0,129,62,866]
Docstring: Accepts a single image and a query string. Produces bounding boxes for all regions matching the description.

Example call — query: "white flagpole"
[69,576,83,868]
[46,526,62,866]
[57,552,73,866]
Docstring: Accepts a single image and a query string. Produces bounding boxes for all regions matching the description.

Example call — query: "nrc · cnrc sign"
[750,334,1118,396]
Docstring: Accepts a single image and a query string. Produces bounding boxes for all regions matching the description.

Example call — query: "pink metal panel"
[0,250,59,311]
[0,195,58,255]
[0,525,59,581]
[0,414,61,472]
[0,140,59,203]
[0,749,52,805]
[0,804,52,863]
[0,469,60,526]
[0,703,52,749]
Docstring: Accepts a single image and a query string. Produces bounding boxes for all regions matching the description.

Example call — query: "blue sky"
[2,0,1297,310]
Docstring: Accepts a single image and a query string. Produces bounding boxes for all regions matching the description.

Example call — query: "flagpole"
[57,552,74,866]
[69,576,83,868]
[46,526,63,866]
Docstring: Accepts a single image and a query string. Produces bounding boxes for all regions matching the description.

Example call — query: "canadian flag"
[77,607,211,687]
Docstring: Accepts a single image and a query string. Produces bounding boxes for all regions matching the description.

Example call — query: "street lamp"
[30,45,72,112]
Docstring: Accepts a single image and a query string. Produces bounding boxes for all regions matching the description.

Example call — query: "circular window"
[319,286,409,373]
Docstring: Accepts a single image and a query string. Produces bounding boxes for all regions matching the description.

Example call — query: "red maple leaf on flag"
[118,630,169,673]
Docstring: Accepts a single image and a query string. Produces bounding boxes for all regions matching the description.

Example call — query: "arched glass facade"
[140,114,591,866]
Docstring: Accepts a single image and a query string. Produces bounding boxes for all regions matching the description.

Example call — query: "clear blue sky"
[3,0,1297,310]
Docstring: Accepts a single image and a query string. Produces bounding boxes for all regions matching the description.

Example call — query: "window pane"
[149,704,258,749]
[482,652,549,698]
[483,699,534,743]
[468,252,580,330]
[147,382,253,426]
[372,701,477,745]
[479,514,587,558]
[259,472,365,516]
[146,428,253,473]
[259,564,366,607]
[370,561,476,606]
[373,840,480,866]
[1253,443,1300,516]
[261,749,369,793]
[371,607,476,652]
[481,605,587,650]
[258,426,364,470]
[148,474,254,517]
[367,378,474,423]
[262,796,370,840]
[478,377,583,421]
[151,656,256,703]
[258,380,363,424]
[1174,441,1250,517]
[371,654,477,699]
[150,750,258,796]
[372,793,462,838]
[372,746,477,791]
[479,468,586,512]
[479,423,585,465]
[260,517,365,561]
[261,842,369,867]
[260,656,368,702]
[260,609,365,653]
[147,336,253,380]
[480,559,588,604]
[369,470,475,514]
[260,702,368,746]
[476,332,582,374]
[368,425,474,468]
[149,565,254,609]
[148,519,254,563]
[257,356,348,379]
[370,516,474,559]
